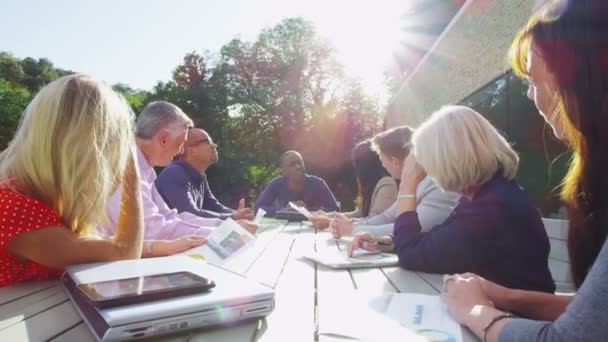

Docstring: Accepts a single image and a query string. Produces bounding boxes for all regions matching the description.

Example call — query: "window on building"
[461,71,569,216]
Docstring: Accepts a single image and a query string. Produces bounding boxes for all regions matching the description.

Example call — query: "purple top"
[393,174,555,293]
[155,160,235,219]
[255,175,339,216]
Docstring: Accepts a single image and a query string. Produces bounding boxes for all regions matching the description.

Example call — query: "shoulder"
[268,176,285,186]
[306,175,328,186]
[375,177,398,190]
[0,189,63,245]
[157,161,190,183]
[262,176,285,192]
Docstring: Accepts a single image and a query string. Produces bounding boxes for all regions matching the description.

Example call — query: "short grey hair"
[413,106,519,193]
[135,101,193,139]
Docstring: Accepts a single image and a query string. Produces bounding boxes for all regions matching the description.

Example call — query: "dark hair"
[352,140,390,216]
[510,0,608,287]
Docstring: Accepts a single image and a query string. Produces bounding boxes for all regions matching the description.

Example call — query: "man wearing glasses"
[255,151,339,217]
[156,128,255,222]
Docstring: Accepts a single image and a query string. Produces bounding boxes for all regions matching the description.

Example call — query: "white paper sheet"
[301,248,399,269]
[288,201,312,218]
[318,291,462,342]
[180,218,256,265]
[253,208,267,224]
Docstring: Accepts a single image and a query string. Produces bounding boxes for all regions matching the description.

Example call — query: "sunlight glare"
[299,0,406,103]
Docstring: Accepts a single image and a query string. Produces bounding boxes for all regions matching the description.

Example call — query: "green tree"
[0,78,31,149]
[112,83,150,114]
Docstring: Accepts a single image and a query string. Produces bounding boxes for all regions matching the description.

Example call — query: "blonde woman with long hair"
[0,74,201,288]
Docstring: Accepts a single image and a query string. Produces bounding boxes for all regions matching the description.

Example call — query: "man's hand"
[232,198,255,220]
[310,210,331,229]
[237,219,258,235]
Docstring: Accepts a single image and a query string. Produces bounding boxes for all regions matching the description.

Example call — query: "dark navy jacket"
[393,174,556,293]
[155,160,234,219]
[255,175,339,216]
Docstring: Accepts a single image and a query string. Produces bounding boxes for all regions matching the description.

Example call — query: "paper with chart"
[386,294,463,342]
[288,201,312,219]
[301,247,399,268]
[318,291,462,342]
[180,218,256,265]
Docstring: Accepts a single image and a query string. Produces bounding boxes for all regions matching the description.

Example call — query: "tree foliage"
[0,18,385,208]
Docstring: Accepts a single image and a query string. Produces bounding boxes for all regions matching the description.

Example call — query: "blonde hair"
[0,74,135,235]
[413,106,519,193]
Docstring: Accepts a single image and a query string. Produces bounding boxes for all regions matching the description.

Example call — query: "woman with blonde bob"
[349,105,555,293]
[0,74,201,288]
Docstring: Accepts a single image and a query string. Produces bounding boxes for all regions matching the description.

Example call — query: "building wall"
[387,0,535,127]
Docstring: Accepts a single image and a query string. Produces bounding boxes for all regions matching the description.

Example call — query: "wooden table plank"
[50,323,94,342]
[0,301,81,341]
[255,227,317,342]
[245,223,300,288]
[0,281,56,306]
[0,285,67,331]
[222,220,287,275]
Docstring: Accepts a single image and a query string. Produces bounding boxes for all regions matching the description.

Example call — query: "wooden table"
[0,220,477,342]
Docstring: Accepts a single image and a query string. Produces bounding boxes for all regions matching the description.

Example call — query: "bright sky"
[0,0,406,103]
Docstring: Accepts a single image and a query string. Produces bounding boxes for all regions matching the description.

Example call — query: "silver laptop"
[62,256,274,341]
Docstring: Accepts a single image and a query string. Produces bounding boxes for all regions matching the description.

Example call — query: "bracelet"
[145,241,153,257]
[482,313,513,342]
[398,193,416,200]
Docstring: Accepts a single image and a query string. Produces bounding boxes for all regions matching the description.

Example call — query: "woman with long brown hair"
[442,1,608,341]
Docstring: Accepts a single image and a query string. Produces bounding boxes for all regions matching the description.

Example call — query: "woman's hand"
[329,213,354,238]
[310,211,331,229]
[441,274,494,324]
[400,154,427,194]
[347,233,394,257]
[153,236,206,256]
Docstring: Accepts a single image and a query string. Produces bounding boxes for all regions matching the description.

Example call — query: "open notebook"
[302,248,399,269]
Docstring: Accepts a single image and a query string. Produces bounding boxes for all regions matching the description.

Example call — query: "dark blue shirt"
[155,160,234,219]
[255,175,339,216]
[393,174,555,293]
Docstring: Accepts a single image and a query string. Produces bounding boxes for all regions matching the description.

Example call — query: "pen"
[372,237,394,246]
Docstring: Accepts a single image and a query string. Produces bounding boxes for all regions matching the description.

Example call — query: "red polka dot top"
[0,188,64,287]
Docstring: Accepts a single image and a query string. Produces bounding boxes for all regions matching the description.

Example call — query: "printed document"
[319,291,462,342]
[180,218,256,265]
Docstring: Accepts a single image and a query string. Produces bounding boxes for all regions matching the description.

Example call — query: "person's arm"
[353,223,395,236]
[200,176,234,216]
[314,179,339,212]
[484,281,573,320]
[393,211,476,273]
[343,206,363,219]
[6,149,145,268]
[255,179,280,215]
[414,178,460,232]
[356,202,397,226]
[145,235,206,257]
[444,239,608,342]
